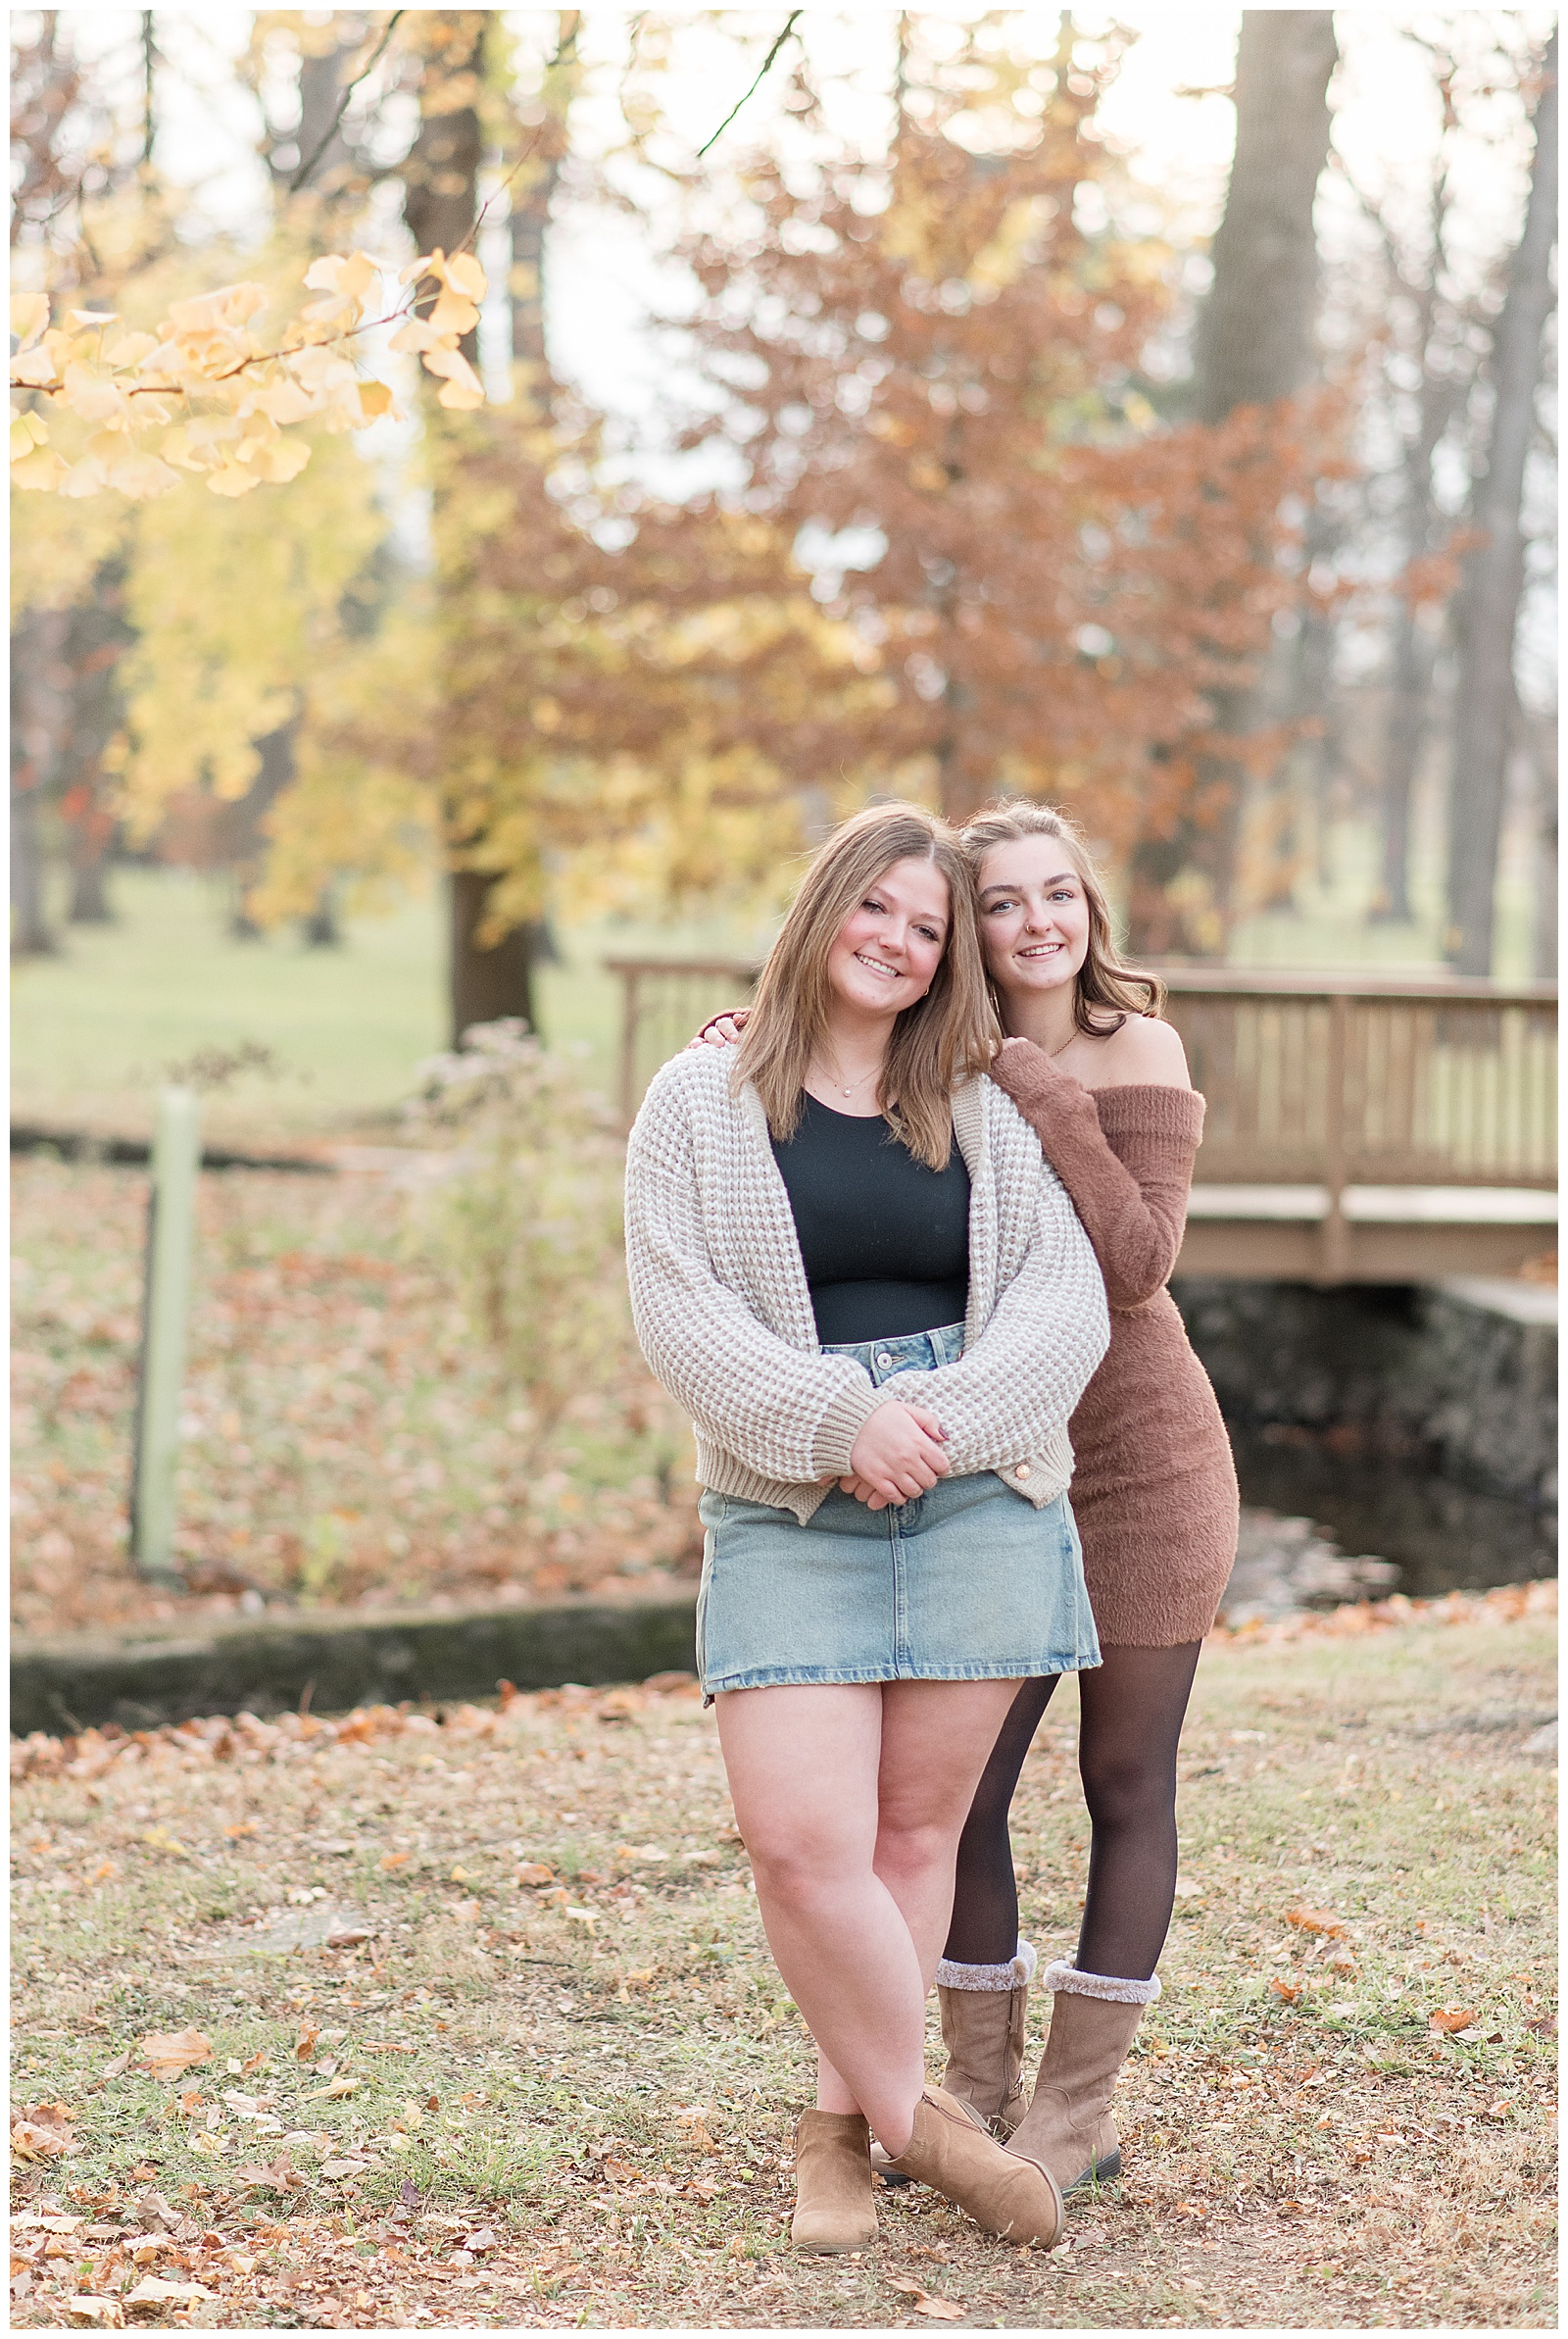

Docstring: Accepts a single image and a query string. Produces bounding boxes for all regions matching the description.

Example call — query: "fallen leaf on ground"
[11,2103,79,2160]
[379,1851,411,1871]
[1269,1978,1301,2002]
[463,2227,498,2254]
[123,2275,215,2306]
[134,2028,212,2080]
[886,2273,965,2319]
[64,2300,122,2327]
[1285,1907,1348,1937]
[514,1864,556,1887]
[295,2024,319,2061]
[325,1923,373,1948]
[1430,2007,1479,2034]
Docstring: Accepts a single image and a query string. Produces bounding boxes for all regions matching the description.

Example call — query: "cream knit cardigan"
[624,1047,1109,1524]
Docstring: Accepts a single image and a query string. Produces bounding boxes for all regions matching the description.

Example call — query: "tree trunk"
[1527,718,1557,980]
[510,15,578,388]
[404,14,535,1046]
[301,884,341,949]
[11,607,68,957]
[1191,13,1341,427]
[1374,602,1432,922]
[1130,11,1338,957]
[57,556,132,926]
[217,722,297,937]
[1444,29,1557,976]
[449,871,541,1043]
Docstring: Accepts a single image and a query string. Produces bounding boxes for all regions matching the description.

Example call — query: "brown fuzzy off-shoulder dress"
[989,1038,1239,1647]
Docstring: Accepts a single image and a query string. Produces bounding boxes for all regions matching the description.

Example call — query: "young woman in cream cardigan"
[696,801,1240,2204]
[624,803,1109,2254]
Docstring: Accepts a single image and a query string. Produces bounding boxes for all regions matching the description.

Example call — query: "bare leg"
[715,1678,1019,2153]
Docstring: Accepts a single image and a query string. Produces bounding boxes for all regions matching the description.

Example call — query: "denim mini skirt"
[695,1323,1102,1697]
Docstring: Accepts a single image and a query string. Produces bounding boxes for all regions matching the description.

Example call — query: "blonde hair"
[960,800,1165,1035]
[734,802,998,1170]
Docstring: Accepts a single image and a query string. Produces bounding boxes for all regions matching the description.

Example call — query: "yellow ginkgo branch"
[9,246,488,500]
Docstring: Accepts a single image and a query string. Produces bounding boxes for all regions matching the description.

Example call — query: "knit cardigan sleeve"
[623,1080,888,1486]
[988,1037,1203,1310]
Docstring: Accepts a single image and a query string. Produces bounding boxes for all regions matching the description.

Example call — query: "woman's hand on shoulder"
[686,1009,749,1052]
[1090,1014,1192,1090]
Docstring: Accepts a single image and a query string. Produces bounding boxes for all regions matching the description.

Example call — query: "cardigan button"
[1013,1463,1031,1482]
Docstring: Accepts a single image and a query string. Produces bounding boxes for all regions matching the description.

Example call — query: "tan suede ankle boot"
[887,2085,1062,2246]
[791,2110,878,2254]
[1005,1960,1159,2195]
[934,1940,1034,2138]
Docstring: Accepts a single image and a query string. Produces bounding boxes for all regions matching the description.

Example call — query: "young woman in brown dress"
[927,800,1238,2199]
[693,798,1238,2202]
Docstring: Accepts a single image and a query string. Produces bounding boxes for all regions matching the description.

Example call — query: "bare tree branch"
[289,9,405,194]
[695,11,802,160]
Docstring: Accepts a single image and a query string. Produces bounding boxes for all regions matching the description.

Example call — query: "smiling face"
[975,833,1093,1005]
[823,853,952,1022]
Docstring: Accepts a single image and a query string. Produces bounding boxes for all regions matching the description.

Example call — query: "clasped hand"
[837,1400,950,1511]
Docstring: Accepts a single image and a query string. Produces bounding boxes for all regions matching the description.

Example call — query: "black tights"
[942,1642,1203,1981]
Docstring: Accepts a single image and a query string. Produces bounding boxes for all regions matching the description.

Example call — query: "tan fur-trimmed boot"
[934,1939,1036,2138]
[791,2110,879,2254]
[1005,1960,1159,2195]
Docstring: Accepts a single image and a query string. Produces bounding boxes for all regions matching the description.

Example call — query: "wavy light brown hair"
[733,802,998,1170]
[960,800,1165,1036]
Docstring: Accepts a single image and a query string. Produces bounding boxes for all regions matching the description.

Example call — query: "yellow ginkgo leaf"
[303,251,379,304]
[243,376,316,425]
[61,364,128,426]
[206,461,263,498]
[443,252,487,300]
[10,345,60,388]
[426,289,479,337]
[10,443,69,490]
[10,292,49,350]
[389,319,443,354]
[10,411,48,456]
[166,281,268,335]
[104,331,160,372]
[422,344,483,392]
[358,380,396,421]
[102,447,180,499]
[243,435,312,484]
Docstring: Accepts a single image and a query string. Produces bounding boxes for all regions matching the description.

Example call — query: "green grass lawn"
[10,871,764,1148]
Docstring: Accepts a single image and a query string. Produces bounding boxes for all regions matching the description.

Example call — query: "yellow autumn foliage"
[112,426,388,835]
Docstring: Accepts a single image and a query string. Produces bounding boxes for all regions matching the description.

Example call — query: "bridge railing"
[1158,970,1557,1191]
[606,958,1556,1278]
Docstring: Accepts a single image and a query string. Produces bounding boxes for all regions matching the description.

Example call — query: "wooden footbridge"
[607,958,1557,1286]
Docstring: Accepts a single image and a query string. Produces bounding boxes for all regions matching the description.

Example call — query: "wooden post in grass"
[129,1086,201,1581]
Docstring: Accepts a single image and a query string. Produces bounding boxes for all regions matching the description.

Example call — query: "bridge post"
[1319,991,1350,1282]
[617,967,642,1128]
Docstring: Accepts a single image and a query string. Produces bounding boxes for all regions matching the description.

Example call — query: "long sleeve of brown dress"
[990,1037,1239,1646]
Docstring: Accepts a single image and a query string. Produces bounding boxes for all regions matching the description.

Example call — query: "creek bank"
[1174,1273,1557,1595]
[9,1593,699,1737]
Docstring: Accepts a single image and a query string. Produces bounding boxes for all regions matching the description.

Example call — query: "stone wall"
[1171,1276,1557,1510]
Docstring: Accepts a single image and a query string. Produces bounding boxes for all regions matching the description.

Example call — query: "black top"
[770,1092,971,1345]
